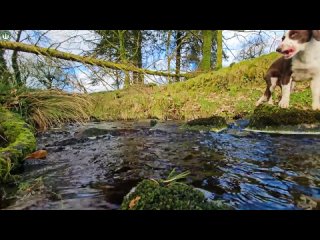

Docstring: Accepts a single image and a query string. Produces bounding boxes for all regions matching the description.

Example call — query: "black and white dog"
[256,30,320,110]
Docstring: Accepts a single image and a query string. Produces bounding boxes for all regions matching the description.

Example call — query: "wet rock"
[75,127,139,139]
[247,105,320,132]
[183,116,228,132]
[23,159,48,166]
[150,119,158,127]
[53,138,81,146]
[233,119,250,129]
[114,166,132,174]
[75,128,115,138]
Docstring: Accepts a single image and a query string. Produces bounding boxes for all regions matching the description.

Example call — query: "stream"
[1,120,319,210]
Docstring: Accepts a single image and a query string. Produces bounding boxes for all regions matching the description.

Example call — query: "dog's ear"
[312,30,320,41]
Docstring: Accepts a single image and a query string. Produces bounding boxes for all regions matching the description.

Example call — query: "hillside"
[91,52,311,122]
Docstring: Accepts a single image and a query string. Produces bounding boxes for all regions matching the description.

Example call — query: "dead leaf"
[24,150,48,160]
[129,196,141,209]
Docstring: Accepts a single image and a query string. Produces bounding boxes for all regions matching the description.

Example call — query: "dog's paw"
[255,101,262,107]
[256,96,267,106]
[267,98,274,105]
[312,102,320,110]
[278,99,289,108]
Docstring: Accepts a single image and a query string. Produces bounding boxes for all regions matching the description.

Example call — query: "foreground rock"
[246,105,320,134]
[120,179,231,210]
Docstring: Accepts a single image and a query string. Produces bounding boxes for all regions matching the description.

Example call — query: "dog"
[257,30,320,110]
[256,56,293,106]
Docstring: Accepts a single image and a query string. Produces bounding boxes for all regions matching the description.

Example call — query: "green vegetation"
[182,115,227,132]
[4,89,93,131]
[0,87,93,182]
[91,52,284,121]
[247,104,320,131]
[0,107,36,182]
[121,169,230,210]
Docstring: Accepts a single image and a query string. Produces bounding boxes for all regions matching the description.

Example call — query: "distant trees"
[237,34,267,60]
[12,30,23,86]
[0,49,11,85]
[0,30,90,91]
[91,30,228,85]
[93,30,144,88]
[198,30,214,71]
[216,30,223,69]
[232,30,284,61]
[0,30,282,92]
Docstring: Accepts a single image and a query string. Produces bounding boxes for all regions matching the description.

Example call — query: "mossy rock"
[247,105,320,131]
[0,107,36,182]
[182,116,228,132]
[120,179,231,210]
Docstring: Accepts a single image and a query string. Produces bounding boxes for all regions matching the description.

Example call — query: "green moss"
[120,179,230,210]
[248,105,320,130]
[182,116,228,132]
[0,107,36,182]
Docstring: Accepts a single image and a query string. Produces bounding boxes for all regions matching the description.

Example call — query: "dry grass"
[6,90,93,131]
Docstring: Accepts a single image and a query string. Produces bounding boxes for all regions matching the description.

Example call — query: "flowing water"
[1,120,319,210]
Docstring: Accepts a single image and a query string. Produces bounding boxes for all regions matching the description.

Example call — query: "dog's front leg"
[290,80,296,93]
[278,77,292,108]
[311,77,320,110]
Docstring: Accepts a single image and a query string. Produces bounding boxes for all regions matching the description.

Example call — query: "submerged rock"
[120,179,231,210]
[75,127,138,138]
[150,119,158,127]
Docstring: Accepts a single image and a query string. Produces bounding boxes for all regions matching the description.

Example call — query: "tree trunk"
[12,30,23,86]
[175,31,182,82]
[216,30,223,69]
[0,48,10,85]
[0,41,190,79]
[115,70,120,90]
[199,30,213,71]
[118,31,130,88]
[0,49,7,73]
[166,30,172,83]
[132,30,143,85]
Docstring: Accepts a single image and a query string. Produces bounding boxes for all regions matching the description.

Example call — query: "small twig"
[0,134,8,142]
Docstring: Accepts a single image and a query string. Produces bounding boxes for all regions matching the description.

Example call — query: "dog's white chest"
[292,45,320,80]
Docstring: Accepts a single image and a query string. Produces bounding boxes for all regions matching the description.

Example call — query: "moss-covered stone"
[182,116,228,132]
[120,179,230,210]
[247,105,320,131]
[0,107,36,182]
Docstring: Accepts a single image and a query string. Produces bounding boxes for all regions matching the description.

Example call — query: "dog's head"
[276,30,320,59]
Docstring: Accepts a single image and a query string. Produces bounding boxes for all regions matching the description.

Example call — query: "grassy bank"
[0,90,93,182]
[91,52,312,122]
[0,107,36,182]
[3,89,93,131]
